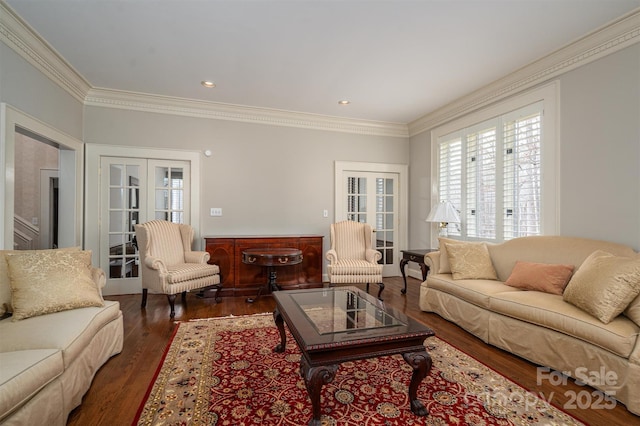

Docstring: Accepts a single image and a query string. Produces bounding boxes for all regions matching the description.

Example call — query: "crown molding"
[3,0,638,139]
[0,1,91,103]
[84,88,409,137]
[408,8,640,137]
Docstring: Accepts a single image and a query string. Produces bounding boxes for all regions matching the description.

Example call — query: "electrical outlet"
[210,208,223,216]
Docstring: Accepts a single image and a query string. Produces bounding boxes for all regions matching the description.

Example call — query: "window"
[431,83,558,242]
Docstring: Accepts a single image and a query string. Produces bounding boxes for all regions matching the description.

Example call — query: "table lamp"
[426,201,460,236]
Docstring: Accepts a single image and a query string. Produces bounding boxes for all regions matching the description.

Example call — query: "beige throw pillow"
[437,237,460,274]
[6,250,103,321]
[625,294,640,327]
[445,242,497,280]
[505,261,574,295]
[563,250,640,324]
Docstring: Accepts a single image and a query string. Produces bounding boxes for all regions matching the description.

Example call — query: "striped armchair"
[326,220,384,299]
[135,220,221,317]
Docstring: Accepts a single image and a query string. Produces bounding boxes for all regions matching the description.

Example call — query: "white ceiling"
[6,0,640,124]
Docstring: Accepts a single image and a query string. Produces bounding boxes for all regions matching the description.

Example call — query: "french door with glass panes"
[100,157,190,290]
[342,171,399,276]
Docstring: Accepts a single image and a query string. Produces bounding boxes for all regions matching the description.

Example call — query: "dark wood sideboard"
[204,235,324,298]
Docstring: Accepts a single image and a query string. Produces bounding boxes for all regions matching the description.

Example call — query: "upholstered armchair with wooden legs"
[326,220,384,299]
[135,220,221,318]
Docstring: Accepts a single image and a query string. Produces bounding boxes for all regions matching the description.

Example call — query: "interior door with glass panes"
[147,160,190,223]
[100,158,146,287]
[99,158,191,292]
[343,172,399,276]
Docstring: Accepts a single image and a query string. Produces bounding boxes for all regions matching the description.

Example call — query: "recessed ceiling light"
[201,80,216,88]
[338,100,350,105]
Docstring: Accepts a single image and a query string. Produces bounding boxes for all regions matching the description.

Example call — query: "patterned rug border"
[132,313,275,424]
[133,313,587,426]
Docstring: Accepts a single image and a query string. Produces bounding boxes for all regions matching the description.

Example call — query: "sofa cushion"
[0,301,121,368]
[445,242,497,280]
[490,291,640,358]
[437,237,460,274]
[0,349,63,421]
[6,250,104,321]
[426,274,514,308]
[563,250,640,324]
[505,261,574,295]
[0,247,81,316]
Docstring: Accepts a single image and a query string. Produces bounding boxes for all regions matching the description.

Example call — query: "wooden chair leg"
[167,294,177,318]
[376,282,385,300]
[141,289,148,308]
[365,282,384,300]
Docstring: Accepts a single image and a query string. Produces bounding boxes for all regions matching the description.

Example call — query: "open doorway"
[1,104,84,250]
[13,129,60,249]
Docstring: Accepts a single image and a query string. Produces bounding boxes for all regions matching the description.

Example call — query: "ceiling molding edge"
[0,1,407,138]
[408,8,640,137]
[84,88,409,137]
[0,1,91,103]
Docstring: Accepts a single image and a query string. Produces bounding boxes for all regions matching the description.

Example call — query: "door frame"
[1,103,83,249]
[85,144,202,295]
[334,161,408,276]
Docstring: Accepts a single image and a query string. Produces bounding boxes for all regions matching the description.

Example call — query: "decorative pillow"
[563,250,640,324]
[445,242,497,280]
[437,237,460,274]
[505,261,574,295]
[624,293,640,327]
[0,247,81,316]
[6,250,103,321]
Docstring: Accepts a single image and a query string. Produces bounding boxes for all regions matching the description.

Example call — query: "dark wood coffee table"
[272,286,435,426]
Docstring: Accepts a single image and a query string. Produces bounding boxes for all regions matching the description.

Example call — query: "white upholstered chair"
[326,220,384,299]
[135,220,221,317]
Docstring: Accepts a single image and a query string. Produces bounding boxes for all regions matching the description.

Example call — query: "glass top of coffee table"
[273,286,433,350]
[290,288,406,335]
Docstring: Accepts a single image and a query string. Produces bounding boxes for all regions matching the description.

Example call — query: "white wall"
[558,44,640,247]
[409,43,640,250]
[0,43,83,139]
[83,106,410,252]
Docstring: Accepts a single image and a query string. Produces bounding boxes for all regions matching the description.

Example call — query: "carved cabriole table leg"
[273,308,286,353]
[403,350,433,416]
[300,356,338,426]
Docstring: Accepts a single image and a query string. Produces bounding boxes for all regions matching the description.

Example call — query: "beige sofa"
[0,249,124,425]
[419,236,640,415]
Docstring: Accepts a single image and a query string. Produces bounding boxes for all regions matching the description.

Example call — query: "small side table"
[400,249,436,294]
[242,248,303,303]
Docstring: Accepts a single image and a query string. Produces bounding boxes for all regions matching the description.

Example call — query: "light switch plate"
[210,208,223,216]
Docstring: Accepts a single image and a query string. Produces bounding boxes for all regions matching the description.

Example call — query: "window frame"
[429,82,559,246]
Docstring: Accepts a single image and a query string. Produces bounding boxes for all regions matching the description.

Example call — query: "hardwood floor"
[67,277,636,425]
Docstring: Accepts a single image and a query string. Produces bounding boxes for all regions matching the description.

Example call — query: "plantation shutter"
[435,101,543,242]
[438,137,462,237]
[503,107,542,239]
[466,126,496,239]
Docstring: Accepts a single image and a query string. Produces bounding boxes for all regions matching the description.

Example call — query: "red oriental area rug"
[133,313,584,426]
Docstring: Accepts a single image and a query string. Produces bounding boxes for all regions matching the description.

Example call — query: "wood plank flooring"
[67,277,636,425]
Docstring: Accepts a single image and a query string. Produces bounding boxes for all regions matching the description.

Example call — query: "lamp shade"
[425,201,460,224]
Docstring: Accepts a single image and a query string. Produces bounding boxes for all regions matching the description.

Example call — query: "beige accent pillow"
[0,247,81,316]
[625,294,640,327]
[505,261,574,295]
[437,237,460,274]
[563,250,640,324]
[445,242,497,280]
[6,250,104,321]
